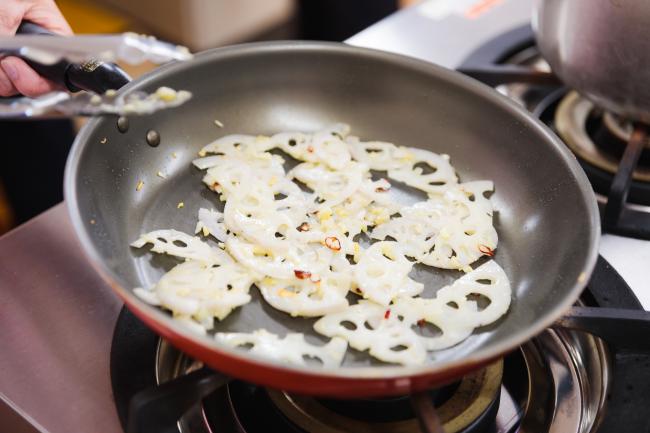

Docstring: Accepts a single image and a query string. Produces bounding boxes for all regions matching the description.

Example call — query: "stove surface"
[348,0,534,70]
[350,0,650,309]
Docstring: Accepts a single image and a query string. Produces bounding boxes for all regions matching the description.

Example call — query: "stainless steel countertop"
[0,204,123,433]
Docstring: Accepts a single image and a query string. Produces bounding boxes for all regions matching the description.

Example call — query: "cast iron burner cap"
[553,91,650,206]
[256,361,502,433]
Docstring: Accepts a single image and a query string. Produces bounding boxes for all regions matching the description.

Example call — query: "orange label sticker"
[464,0,504,19]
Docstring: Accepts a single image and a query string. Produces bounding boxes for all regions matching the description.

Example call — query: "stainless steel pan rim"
[64,40,601,381]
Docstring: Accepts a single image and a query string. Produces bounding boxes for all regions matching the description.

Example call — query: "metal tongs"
[0,21,194,118]
[0,32,192,66]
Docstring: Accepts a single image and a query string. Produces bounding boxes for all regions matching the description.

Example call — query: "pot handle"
[457,65,561,87]
[13,21,131,93]
[126,367,230,433]
[554,306,650,352]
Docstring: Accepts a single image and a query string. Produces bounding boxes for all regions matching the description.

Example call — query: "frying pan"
[64,41,600,397]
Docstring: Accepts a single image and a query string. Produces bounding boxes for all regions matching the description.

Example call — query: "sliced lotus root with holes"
[271,131,310,157]
[199,134,257,156]
[257,270,350,317]
[271,178,314,227]
[315,261,511,363]
[288,161,367,210]
[313,300,427,365]
[419,181,498,269]
[224,192,297,252]
[216,329,348,368]
[134,260,254,328]
[308,124,352,170]
[371,181,497,270]
[431,259,511,326]
[370,212,436,259]
[131,229,233,265]
[133,123,512,360]
[315,198,378,241]
[388,147,458,194]
[194,150,285,171]
[195,208,228,242]
[225,236,293,279]
[200,153,286,199]
[391,298,475,351]
[198,133,274,157]
[393,260,511,350]
[271,123,352,170]
[347,138,415,171]
[353,241,424,306]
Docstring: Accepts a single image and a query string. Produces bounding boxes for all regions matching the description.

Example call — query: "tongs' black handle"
[14,21,131,93]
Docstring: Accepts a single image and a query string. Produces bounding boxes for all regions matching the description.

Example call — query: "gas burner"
[265,361,502,433]
[603,112,635,144]
[111,304,611,433]
[555,91,650,192]
[156,336,505,433]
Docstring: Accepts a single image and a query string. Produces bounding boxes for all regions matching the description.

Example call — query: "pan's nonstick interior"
[67,42,599,372]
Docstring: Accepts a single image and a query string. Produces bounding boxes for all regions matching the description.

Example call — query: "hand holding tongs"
[0,21,194,118]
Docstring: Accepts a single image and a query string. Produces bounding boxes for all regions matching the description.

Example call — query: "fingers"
[0,56,59,97]
[0,68,18,96]
[23,0,73,35]
[0,0,73,97]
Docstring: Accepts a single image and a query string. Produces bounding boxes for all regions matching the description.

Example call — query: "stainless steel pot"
[533,0,650,123]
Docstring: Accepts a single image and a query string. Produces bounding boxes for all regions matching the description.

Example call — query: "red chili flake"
[297,222,310,232]
[417,319,426,327]
[375,181,391,193]
[384,309,391,319]
[478,244,495,257]
[294,269,311,279]
[355,288,363,294]
[307,145,314,153]
[310,274,321,283]
[324,236,341,251]
[210,182,220,191]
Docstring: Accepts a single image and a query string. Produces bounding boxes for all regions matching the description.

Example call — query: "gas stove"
[109,256,641,433]
[1,2,649,433]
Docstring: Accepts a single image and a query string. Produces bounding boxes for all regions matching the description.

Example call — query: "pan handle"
[554,306,650,352]
[457,65,562,87]
[12,21,131,93]
[126,367,230,433]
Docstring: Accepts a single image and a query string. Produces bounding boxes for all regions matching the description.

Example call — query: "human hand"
[0,0,72,97]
